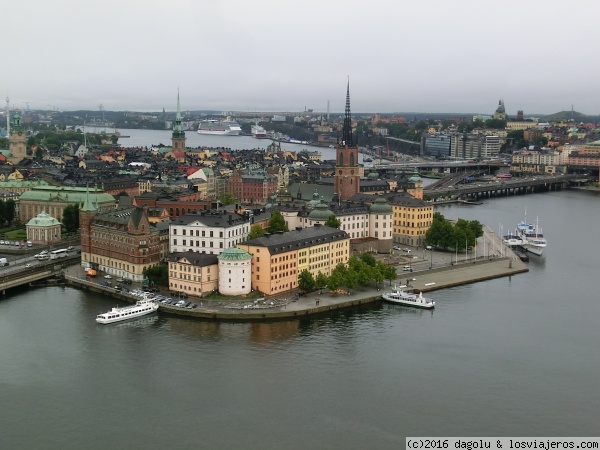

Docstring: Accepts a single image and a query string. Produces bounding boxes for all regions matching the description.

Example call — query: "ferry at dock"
[381,285,435,309]
[95,299,159,324]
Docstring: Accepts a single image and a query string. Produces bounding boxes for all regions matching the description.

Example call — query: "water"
[113,128,348,161]
[1,192,599,449]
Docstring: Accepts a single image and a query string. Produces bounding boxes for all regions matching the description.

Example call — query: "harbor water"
[1,171,599,446]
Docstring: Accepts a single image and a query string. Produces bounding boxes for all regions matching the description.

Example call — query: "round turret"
[217,247,252,296]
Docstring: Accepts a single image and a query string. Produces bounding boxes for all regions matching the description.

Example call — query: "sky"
[3,0,600,116]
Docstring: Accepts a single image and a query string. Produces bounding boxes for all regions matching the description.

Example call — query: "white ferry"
[516,212,547,256]
[197,119,241,136]
[95,299,159,324]
[381,285,435,309]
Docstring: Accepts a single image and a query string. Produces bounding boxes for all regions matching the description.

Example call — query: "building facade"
[334,81,360,201]
[167,251,219,297]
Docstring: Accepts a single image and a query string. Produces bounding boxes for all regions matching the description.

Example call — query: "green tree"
[383,264,397,286]
[219,192,236,206]
[315,272,328,291]
[425,212,455,249]
[268,210,289,233]
[298,270,316,293]
[247,224,265,240]
[4,199,15,224]
[348,256,372,287]
[0,201,6,225]
[62,204,80,233]
[34,147,44,159]
[359,252,377,267]
[324,215,341,229]
[143,264,168,287]
[373,261,386,286]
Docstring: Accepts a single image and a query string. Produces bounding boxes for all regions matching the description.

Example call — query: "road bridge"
[0,255,80,295]
[423,175,581,201]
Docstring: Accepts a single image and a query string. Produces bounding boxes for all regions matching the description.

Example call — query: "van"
[0,257,8,266]
[426,245,433,250]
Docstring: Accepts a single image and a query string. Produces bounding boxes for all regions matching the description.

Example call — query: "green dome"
[367,171,379,179]
[369,196,392,214]
[308,201,334,221]
[409,169,422,183]
[218,247,252,261]
[308,190,322,208]
[26,211,61,227]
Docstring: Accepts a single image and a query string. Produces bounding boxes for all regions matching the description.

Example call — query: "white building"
[217,247,252,296]
[170,211,251,255]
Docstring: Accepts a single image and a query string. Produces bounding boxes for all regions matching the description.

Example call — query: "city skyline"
[3,0,600,116]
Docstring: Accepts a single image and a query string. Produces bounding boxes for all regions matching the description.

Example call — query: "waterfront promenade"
[65,254,528,322]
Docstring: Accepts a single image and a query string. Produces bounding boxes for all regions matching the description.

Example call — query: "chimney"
[228,214,233,224]
[264,233,271,238]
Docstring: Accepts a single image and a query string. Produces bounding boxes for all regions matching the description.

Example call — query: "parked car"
[104,275,112,279]
[116,278,124,283]
[393,246,402,251]
[402,266,413,272]
[25,263,33,268]
[67,246,75,251]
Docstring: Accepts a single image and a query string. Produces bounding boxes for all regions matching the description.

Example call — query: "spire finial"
[342,77,353,147]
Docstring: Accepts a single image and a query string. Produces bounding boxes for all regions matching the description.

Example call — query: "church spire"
[171,88,186,147]
[342,78,353,147]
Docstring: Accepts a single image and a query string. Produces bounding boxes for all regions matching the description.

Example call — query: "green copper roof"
[26,211,61,227]
[369,196,392,214]
[308,201,334,221]
[409,169,422,183]
[19,186,115,205]
[218,247,252,261]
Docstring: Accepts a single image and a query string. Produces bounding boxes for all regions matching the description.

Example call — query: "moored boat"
[381,285,435,309]
[516,212,547,256]
[95,299,159,324]
[251,124,268,138]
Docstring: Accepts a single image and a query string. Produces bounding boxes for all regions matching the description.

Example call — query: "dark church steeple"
[171,89,186,150]
[334,78,360,201]
[341,79,353,147]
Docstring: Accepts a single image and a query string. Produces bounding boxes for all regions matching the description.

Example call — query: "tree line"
[425,212,483,251]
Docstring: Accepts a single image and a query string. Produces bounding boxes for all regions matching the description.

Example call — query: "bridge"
[0,254,80,295]
[423,174,584,201]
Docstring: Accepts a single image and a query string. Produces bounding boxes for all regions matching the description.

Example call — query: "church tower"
[8,112,27,164]
[171,90,186,150]
[334,80,360,201]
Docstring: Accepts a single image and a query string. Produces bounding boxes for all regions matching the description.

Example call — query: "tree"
[143,264,168,287]
[118,191,129,197]
[373,261,386,286]
[4,199,15,224]
[383,264,397,286]
[359,252,377,267]
[247,224,265,240]
[219,192,236,206]
[315,272,328,291]
[324,215,341,229]
[62,204,80,233]
[34,147,44,159]
[0,201,6,225]
[268,210,289,233]
[298,270,316,293]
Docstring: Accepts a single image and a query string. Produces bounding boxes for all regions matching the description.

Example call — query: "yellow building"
[390,196,433,247]
[237,225,350,296]
[167,252,219,297]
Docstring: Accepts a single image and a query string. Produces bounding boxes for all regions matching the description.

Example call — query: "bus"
[50,249,69,259]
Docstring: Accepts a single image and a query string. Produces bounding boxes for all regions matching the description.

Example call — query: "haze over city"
[3,0,600,115]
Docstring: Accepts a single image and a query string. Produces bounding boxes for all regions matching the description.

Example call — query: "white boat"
[95,299,159,324]
[516,213,547,256]
[381,285,435,309]
[197,119,241,136]
[251,124,268,138]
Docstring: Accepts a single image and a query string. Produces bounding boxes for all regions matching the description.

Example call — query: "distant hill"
[539,110,594,122]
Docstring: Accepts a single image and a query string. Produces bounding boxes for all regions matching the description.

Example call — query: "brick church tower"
[334,80,360,201]
[171,90,186,150]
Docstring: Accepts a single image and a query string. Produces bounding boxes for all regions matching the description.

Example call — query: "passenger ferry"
[381,285,435,309]
[95,299,159,324]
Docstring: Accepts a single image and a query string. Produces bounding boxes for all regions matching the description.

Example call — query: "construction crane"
[22,101,35,111]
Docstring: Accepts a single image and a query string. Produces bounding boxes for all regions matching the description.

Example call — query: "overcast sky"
[3,0,600,116]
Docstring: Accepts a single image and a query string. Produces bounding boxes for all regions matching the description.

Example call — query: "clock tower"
[334,80,360,201]
[9,112,27,164]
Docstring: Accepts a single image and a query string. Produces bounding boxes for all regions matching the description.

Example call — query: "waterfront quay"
[64,252,528,322]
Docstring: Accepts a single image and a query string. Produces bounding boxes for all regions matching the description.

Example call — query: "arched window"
[338,153,344,166]
[349,153,355,166]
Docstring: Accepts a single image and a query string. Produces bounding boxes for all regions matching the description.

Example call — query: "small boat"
[515,210,547,256]
[381,285,435,309]
[95,299,159,324]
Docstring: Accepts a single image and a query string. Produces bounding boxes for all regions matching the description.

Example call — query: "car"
[25,263,33,268]
[104,275,112,279]
[14,241,19,246]
[392,246,402,251]
[40,250,48,255]
[0,241,4,245]
[426,245,433,250]
[412,256,419,259]
[116,278,124,283]
[67,246,75,251]
[114,286,122,291]
[402,266,413,272]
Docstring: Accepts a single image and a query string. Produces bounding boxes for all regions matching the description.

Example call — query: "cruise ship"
[95,299,159,324]
[197,119,241,136]
[251,124,268,139]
